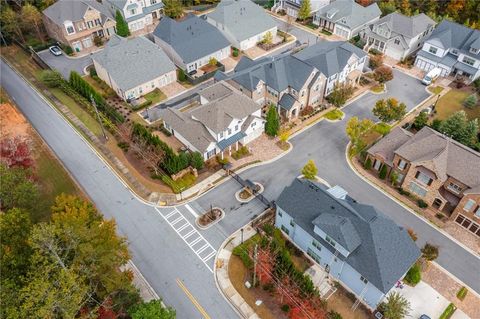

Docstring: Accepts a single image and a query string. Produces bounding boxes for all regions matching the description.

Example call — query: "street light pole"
[90,95,108,140]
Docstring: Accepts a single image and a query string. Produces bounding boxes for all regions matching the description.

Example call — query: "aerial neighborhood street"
[1,0,480,319]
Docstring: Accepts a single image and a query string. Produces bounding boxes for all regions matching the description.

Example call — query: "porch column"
[236,141,239,151]
[228,145,232,156]
[221,151,224,160]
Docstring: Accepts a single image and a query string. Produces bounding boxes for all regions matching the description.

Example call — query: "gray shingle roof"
[207,0,277,43]
[312,213,361,252]
[294,41,366,77]
[425,20,480,59]
[276,178,421,294]
[368,127,413,165]
[92,35,176,92]
[369,12,435,39]
[278,93,296,110]
[43,0,114,25]
[316,0,381,30]
[153,14,230,64]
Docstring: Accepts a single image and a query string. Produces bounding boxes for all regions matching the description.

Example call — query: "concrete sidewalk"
[121,261,159,302]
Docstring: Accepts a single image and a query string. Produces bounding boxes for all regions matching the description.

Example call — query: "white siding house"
[105,0,164,33]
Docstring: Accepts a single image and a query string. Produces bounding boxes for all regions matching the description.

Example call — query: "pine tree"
[115,10,130,37]
[302,160,318,180]
[265,105,280,137]
[297,0,311,21]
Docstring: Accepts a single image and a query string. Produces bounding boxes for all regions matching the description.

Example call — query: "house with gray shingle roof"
[42,0,116,53]
[415,20,480,82]
[215,54,326,121]
[272,0,331,19]
[153,14,231,73]
[275,178,420,309]
[294,41,368,95]
[92,35,176,101]
[367,126,480,238]
[312,0,381,40]
[206,0,277,50]
[160,81,264,160]
[105,0,164,34]
[361,12,436,61]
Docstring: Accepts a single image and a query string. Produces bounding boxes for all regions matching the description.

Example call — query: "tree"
[399,0,412,16]
[208,57,217,67]
[40,70,64,88]
[364,157,372,170]
[263,31,273,45]
[372,98,407,122]
[374,65,394,83]
[326,83,355,108]
[163,0,184,19]
[21,4,45,43]
[265,104,280,137]
[390,170,399,185]
[0,164,39,211]
[297,0,311,21]
[0,136,34,168]
[404,264,421,285]
[378,0,397,15]
[463,94,478,109]
[413,112,428,130]
[302,160,317,180]
[369,54,384,70]
[346,117,375,153]
[189,152,204,170]
[421,243,439,261]
[381,292,411,319]
[115,10,130,37]
[379,164,388,179]
[0,6,25,43]
[438,111,479,147]
[128,300,176,319]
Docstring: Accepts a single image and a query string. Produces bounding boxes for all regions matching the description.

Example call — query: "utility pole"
[253,244,258,287]
[90,95,107,140]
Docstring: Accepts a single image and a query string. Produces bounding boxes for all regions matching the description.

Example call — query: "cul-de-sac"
[1,0,479,318]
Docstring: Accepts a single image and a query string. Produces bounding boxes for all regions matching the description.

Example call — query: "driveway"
[37,49,93,79]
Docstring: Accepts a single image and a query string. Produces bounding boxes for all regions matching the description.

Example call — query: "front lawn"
[433,89,480,121]
[144,88,166,106]
[160,172,196,193]
[370,84,385,93]
[428,86,444,95]
[324,109,344,121]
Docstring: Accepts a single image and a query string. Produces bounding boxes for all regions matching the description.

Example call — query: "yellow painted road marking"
[176,278,211,319]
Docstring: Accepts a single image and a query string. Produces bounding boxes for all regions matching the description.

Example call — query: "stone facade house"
[153,14,231,73]
[158,82,265,160]
[294,41,368,95]
[367,127,480,238]
[42,0,116,53]
[105,0,164,33]
[415,20,480,82]
[361,12,436,61]
[215,54,327,121]
[275,178,420,309]
[312,0,381,40]
[206,0,277,51]
[92,35,176,101]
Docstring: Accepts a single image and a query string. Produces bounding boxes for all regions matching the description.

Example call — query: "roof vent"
[327,185,348,200]
[330,206,335,210]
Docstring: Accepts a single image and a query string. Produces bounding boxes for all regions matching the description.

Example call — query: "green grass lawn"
[434,89,480,121]
[370,84,385,93]
[144,88,167,105]
[324,109,344,120]
[428,86,444,95]
[373,122,391,136]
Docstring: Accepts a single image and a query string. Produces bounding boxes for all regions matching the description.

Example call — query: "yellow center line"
[176,278,211,319]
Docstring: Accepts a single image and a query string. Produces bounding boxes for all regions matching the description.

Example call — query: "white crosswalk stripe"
[155,207,217,272]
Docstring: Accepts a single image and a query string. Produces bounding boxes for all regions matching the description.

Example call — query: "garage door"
[415,58,435,72]
[455,214,480,237]
[334,26,349,39]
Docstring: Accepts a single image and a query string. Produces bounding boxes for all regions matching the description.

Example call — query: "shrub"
[232,47,239,57]
[397,187,411,196]
[439,303,456,319]
[374,65,394,83]
[417,199,428,208]
[390,171,399,186]
[265,104,280,136]
[463,94,478,109]
[93,35,103,46]
[327,83,355,108]
[407,228,417,241]
[414,112,428,130]
[189,152,204,170]
[421,243,439,261]
[216,155,230,165]
[404,264,421,286]
[281,304,290,312]
[115,9,130,37]
[117,142,129,152]
[379,164,388,179]
[60,44,73,55]
[208,57,218,67]
[374,122,391,135]
[456,287,468,301]
[369,48,382,55]
[40,70,63,88]
[89,67,97,77]
[177,69,186,82]
[364,157,372,170]
[302,160,318,180]
[369,54,383,70]
[300,105,314,116]
[327,311,342,319]
[430,119,442,131]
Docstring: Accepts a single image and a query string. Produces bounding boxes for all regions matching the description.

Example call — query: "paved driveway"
[37,49,93,79]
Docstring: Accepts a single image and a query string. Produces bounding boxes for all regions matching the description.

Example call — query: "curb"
[248,34,297,61]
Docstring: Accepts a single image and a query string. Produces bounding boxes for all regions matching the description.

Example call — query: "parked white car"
[422,67,441,85]
[49,45,62,56]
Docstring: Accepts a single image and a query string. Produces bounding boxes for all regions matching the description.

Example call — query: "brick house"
[367,126,480,238]
[42,0,116,53]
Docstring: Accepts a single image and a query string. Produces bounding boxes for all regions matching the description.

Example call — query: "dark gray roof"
[92,35,176,92]
[369,12,435,39]
[276,178,420,293]
[294,41,366,77]
[278,93,296,110]
[43,0,114,25]
[153,14,230,64]
[315,0,381,30]
[105,0,164,22]
[207,0,277,43]
[425,20,480,59]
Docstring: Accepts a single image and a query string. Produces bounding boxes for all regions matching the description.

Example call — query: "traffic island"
[196,207,225,230]
[235,182,264,203]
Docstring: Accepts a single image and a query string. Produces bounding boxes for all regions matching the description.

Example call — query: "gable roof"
[316,0,381,30]
[372,12,435,39]
[277,178,420,294]
[367,127,413,165]
[153,14,230,64]
[425,20,480,59]
[294,41,366,77]
[207,0,277,43]
[43,0,114,25]
[92,35,176,92]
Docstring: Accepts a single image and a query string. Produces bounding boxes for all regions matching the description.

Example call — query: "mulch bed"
[198,208,222,226]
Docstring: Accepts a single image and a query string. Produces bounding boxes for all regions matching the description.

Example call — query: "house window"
[451,49,459,55]
[394,39,400,45]
[281,225,290,235]
[470,48,479,54]
[228,128,232,135]
[301,90,305,97]
[315,84,320,91]
[251,122,256,128]
[235,125,239,131]
[151,82,155,88]
[373,160,381,171]
[360,276,368,284]
[325,236,336,247]
[429,46,438,54]
[447,182,462,194]
[462,56,475,66]
[290,220,295,227]
[415,171,433,186]
[151,0,157,4]
[397,159,407,170]
[87,21,94,28]
[409,182,427,197]
[330,74,337,81]
[307,248,321,263]
[464,199,476,212]
[130,9,136,15]
[278,210,283,217]
[312,240,321,250]
[219,132,224,139]
[94,18,101,26]
[475,206,480,218]
[66,25,75,34]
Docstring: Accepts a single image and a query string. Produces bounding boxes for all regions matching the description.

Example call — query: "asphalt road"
[1,60,238,319]
[37,49,93,79]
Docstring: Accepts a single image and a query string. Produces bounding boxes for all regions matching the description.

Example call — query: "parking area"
[37,49,93,78]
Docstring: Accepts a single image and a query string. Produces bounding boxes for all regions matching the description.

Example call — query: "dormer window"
[64,21,75,35]
[429,46,438,55]
[463,56,475,66]
[130,9,136,15]
[325,236,336,247]
[451,48,459,56]
[470,48,479,54]
[394,39,400,45]
[151,0,157,4]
